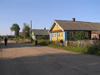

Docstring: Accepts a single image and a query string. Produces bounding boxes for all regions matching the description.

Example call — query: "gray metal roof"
[92,31,100,34]
[32,29,49,35]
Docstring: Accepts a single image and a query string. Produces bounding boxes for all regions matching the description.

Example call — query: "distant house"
[31,28,49,40]
[49,18,100,41]
[19,32,22,37]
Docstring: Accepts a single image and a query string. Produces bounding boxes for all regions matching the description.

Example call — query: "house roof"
[92,31,100,34]
[49,20,100,32]
[32,29,49,35]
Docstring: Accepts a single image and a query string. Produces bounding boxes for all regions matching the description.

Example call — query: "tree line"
[10,23,30,39]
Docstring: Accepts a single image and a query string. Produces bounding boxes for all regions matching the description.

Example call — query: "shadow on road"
[0,53,100,75]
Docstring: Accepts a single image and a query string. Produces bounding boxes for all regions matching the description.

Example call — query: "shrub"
[85,43,100,56]
[8,37,13,40]
[73,31,85,41]
[26,37,31,40]
[0,37,2,40]
[38,35,49,40]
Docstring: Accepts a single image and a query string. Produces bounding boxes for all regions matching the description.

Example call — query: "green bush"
[38,35,49,40]
[73,31,85,41]
[48,41,100,56]
[8,37,13,40]
[0,37,2,40]
[85,43,100,56]
[26,37,31,40]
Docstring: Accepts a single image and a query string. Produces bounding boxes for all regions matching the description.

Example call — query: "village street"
[0,41,100,75]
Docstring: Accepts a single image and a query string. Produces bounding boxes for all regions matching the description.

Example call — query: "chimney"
[44,28,46,30]
[72,18,75,21]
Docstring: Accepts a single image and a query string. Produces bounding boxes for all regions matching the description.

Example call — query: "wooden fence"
[63,40,100,46]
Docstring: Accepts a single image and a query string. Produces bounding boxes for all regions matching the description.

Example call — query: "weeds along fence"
[63,40,100,46]
[19,39,31,42]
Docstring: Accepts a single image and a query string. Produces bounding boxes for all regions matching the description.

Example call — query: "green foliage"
[0,37,2,40]
[22,24,30,39]
[17,36,21,40]
[85,43,100,56]
[38,35,49,40]
[35,40,100,56]
[10,24,20,37]
[26,37,31,40]
[37,40,48,46]
[8,37,13,40]
[74,31,85,41]
[31,40,52,46]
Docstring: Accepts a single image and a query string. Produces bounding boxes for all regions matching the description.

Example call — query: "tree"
[22,23,30,38]
[10,24,20,37]
[73,31,85,41]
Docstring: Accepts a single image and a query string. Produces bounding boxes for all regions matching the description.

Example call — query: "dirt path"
[0,41,100,75]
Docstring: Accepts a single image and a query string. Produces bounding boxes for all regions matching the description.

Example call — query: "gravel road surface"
[0,41,100,75]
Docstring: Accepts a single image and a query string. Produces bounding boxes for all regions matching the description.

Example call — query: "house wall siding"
[52,23,62,31]
[51,32,64,41]
[31,32,36,40]
[67,31,91,41]
[50,23,64,41]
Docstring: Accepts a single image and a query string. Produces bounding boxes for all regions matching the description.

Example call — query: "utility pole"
[30,20,32,42]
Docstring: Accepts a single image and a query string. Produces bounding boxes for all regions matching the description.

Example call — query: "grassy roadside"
[37,40,100,56]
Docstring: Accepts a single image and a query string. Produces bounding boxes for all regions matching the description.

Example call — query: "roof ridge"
[55,20,100,23]
[32,29,49,30]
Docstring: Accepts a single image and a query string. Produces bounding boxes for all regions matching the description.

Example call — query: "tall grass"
[85,43,100,56]
[36,40,100,56]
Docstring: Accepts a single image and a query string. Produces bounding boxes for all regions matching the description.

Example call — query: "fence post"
[64,41,68,46]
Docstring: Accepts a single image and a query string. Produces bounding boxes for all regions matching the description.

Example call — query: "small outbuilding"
[31,28,49,40]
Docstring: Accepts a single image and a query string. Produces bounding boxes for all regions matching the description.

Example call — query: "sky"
[0,0,100,35]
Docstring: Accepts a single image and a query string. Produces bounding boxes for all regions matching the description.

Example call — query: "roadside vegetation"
[36,40,100,56]
[0,37,3,40]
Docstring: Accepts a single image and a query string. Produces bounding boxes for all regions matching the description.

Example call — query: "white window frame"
[58,32,60,38]
[85,32,88,38]
[54,33,56,38]
[61,32,63,38]
[70,32,73,38]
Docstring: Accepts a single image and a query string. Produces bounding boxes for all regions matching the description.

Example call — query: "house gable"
[49,21,64,32]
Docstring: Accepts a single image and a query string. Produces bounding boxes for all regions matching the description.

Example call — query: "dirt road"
[0,41,100,75]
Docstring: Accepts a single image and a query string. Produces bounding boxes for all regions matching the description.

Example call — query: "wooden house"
[49,18,100,41]
[32,28,49,40]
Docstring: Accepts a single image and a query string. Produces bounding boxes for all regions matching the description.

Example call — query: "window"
[54,33,56,38]
[61,32,63,38]
[58,33,60,38]
[52,33,53,38]
[70,32,73,38]
[56,24,58,28]
[92,34,97,38]
[85,32,88,38]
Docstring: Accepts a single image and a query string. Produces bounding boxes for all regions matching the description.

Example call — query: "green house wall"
[67,31,91,41]
[31,32,36,40]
